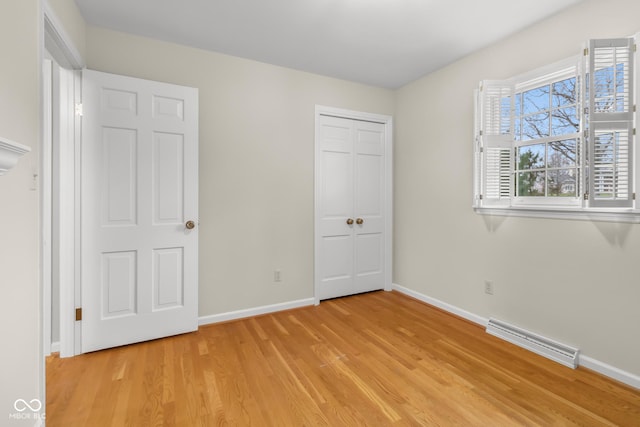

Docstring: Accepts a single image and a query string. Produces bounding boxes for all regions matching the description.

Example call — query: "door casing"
[43,3,85,359]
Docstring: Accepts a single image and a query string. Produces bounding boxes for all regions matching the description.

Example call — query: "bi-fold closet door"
[316,113,390,301]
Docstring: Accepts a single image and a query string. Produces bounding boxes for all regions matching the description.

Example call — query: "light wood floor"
[47,291,640,426]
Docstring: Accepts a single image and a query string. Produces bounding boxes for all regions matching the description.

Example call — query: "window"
[474,37,637,219]
[514,73,581,199]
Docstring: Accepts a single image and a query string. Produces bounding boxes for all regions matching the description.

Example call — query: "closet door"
[316,114,388,300]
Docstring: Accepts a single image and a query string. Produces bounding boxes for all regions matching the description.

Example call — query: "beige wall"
[395,0,640,376]
[85,26,395,316]
[0,1,43,424]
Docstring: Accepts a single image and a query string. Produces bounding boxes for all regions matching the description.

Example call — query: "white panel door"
[81,69,198,352]
[353,121,385,293]
[316,114,388,300]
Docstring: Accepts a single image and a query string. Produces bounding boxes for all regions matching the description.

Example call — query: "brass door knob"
[185,220,196,230]
[346,218,354,225]
[356,218,364,225]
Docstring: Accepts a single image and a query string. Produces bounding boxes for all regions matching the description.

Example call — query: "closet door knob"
[356,218,364,225]
[185,220,196,230]
[346,218,354,225]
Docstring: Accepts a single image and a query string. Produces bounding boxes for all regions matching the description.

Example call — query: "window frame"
[511,64,582,207]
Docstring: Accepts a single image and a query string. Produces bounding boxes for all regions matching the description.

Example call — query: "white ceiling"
[74,0,583,89]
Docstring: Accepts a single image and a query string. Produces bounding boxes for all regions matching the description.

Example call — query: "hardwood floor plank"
[47,291,640,426]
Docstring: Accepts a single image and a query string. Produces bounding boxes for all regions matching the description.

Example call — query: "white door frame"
[57,67,82,357]
[42,57,52,357]
[42,2,85,358]
[313,105,393,305]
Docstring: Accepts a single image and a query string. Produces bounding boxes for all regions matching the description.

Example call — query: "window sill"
[473,206,640,223]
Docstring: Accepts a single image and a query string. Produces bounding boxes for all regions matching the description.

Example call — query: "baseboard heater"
[486,318,579,369]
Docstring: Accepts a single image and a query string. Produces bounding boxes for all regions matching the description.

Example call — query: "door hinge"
[75,307,82,321]
[583,192,589,201]
[633,193,636,201]
[583,47,589,56]
[479,194,483,200]
[75,103,83,117]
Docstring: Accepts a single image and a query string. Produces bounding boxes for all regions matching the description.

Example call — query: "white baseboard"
[50,341,60,354]
[392,283,640,390]
[198,298,315,326]
[579,355,640,389]
[392,283,488,326]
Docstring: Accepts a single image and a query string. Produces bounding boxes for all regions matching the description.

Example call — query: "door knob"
[356,218,364,225]
[346,218,354,225]
[185,220,196,230]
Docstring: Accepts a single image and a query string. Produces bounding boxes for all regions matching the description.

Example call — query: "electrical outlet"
[274,269,282,282]
[484,280,494,295]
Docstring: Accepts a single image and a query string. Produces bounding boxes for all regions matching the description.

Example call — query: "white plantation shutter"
[589,38,634,122]
[478,81,514,206]
[481,80,513,136]
[587,38,635,207]
[589,122,633,206]
[483,141,513,202]
[473,89,482,207]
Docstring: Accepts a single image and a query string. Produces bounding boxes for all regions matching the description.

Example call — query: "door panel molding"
[314,106,393,304]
